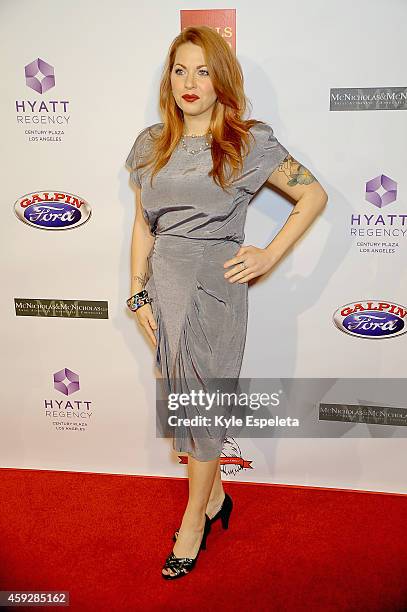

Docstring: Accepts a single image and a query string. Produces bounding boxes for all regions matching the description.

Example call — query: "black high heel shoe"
[162,514,212,580]
[172,492,233,542]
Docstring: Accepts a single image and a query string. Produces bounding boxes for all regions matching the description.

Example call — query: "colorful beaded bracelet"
[126,289,152,312]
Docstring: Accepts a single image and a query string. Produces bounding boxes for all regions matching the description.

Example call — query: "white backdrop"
[1,0,406,494]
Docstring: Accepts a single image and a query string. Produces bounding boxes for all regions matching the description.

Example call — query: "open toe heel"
[173,492,233,541]
[162,514,211,580]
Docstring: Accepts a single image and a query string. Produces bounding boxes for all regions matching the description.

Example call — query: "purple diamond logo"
[365,174,397,208]
[53,367,80,395]
[25,58,55,94]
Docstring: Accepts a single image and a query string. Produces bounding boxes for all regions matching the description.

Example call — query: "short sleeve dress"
[125,121,289,461]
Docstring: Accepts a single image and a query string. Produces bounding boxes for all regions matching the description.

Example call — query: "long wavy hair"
[138,25,263,192]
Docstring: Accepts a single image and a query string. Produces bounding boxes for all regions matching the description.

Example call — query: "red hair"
[139,25,263,192]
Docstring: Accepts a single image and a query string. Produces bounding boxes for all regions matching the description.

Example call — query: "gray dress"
[126,121,289,461]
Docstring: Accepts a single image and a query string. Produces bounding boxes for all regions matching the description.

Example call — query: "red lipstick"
[182,94,199,102]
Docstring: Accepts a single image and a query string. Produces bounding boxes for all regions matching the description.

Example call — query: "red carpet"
[0,468,406,611]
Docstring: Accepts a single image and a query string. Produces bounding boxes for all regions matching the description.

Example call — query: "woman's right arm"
[130,186,157,347]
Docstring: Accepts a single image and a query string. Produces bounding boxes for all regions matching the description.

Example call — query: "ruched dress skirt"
[146,235,247,460]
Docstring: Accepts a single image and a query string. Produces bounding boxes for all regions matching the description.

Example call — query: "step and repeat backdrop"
[1,1,406,493]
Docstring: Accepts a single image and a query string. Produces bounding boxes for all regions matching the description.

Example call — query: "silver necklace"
[181,131,212,155]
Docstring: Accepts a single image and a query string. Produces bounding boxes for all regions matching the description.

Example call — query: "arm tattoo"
[278,154,316,186]
[287,210,300,219]
[132,272,149,288]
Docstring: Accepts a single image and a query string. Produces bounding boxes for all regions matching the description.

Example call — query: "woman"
[125,26,328,580]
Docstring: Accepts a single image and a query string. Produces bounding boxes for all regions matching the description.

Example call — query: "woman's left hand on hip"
[223,245,277,284]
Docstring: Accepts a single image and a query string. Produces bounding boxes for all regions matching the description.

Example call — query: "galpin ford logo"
[14,190,91,230]
[333,300,407,339]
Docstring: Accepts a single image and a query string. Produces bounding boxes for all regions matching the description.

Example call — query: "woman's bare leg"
[205,458,226,519]
[162,453,219,577]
